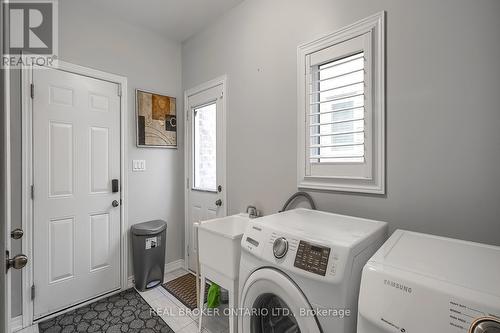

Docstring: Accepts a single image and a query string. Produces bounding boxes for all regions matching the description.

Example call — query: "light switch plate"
[132,160,146,172]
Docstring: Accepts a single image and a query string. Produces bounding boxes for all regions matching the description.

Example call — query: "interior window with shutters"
[297,12,385,194]
[310,52,365,164]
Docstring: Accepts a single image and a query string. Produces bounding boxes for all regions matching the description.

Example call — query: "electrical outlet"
[132,160,146,172]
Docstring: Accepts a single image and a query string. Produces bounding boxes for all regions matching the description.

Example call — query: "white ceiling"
[87,0,245,42]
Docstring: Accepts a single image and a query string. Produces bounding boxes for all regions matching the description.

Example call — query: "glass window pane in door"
[193,103,217,191]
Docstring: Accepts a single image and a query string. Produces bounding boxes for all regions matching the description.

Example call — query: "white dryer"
[357,230,500,333]
[238,208,388,333]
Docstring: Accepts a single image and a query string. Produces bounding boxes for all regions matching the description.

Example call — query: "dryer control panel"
[294,241,330,276]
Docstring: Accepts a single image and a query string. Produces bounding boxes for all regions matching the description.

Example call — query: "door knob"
[11,228,24,240]
[215,199,222,207]
[6,253,28,271]
[112,200,120,207]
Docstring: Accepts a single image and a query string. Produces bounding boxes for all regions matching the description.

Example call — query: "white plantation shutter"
[309,52,366,163]
[305,32,373,180]
[297,12,385,193]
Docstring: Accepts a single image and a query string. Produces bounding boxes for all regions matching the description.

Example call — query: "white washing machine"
[238,208,388,333]
[357,230,500,333]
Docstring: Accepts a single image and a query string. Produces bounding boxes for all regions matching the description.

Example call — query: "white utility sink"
[198,213,250,279]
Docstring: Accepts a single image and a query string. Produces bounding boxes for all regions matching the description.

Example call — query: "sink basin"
[198,214,250,279]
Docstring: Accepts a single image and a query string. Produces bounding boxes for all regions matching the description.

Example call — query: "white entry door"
[186,81,226,271]
[32,67,122,319]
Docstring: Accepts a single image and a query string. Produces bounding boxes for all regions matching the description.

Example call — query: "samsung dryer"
[239,208,388,333]
[358,230,500,333]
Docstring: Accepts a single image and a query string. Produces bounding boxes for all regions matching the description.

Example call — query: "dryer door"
[239,268,321,333]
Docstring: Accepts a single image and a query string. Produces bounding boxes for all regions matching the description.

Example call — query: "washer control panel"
[294,240,330,276]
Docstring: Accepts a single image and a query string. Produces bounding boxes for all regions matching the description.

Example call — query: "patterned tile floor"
[18,269,228,333]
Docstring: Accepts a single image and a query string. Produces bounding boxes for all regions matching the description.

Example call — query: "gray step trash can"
[131,219,167,291]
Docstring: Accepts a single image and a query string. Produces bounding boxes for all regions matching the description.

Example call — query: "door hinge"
[30,185,34,200]
[220,91,224,99]
[30,83,34,99]
[31,285,35,300]
[117,84,122,97]
[186,178,189,189]
[187,245,189,256]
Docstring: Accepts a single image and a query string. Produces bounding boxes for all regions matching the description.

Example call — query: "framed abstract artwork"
[136,89,177,148]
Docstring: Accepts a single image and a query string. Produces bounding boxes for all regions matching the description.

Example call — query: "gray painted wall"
[58,0,184,265]
[10,0,185,317]
[182,0,500,246]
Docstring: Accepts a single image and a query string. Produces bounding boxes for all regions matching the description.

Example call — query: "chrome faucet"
[246,205,261,219]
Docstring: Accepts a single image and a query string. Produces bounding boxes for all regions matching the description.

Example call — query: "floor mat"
[38,288,174,333]
[162,273,208,310]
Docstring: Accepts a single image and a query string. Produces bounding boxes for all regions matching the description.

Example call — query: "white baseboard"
[127,259,185,289]
[11,321,38,333]
[10,315,23,332]
[165,258,185,272]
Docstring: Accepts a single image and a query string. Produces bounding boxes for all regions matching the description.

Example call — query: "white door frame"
[184,75,228,271]
[2,9,12,330]
[20,61,128,327]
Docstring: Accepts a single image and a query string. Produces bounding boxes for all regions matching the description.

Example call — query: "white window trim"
[297,11,385,194]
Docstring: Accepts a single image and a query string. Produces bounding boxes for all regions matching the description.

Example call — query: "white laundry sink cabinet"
[197,213,251,333]
[198,213,250,279]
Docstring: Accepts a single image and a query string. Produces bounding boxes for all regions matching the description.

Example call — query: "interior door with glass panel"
[186,83,226,271]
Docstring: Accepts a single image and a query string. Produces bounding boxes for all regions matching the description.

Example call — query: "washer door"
[239,268,321,333]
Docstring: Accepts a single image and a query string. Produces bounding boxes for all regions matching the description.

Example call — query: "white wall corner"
[127,259,186,289]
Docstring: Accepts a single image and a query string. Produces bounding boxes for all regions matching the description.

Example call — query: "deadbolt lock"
[11,228,24,240]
